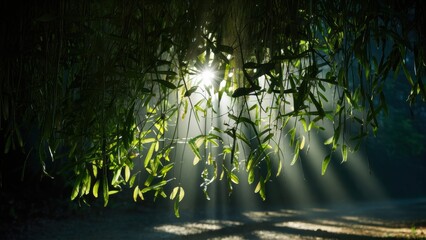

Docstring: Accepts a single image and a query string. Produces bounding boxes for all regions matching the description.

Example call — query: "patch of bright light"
[198,67,215,87]
[154,220,242,236]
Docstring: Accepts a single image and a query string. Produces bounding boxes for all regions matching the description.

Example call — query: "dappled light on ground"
[152,203,425,239]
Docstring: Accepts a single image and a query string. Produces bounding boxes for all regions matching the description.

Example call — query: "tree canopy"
[1,0,425,217]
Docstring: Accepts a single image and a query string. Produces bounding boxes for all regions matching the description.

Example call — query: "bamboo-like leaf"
[141,138,156,144]
[254,176,266,201]
[103,175,109,207]
[144,142,156,168]
[291,141,300,165]
[324,136,333,145]
[193,156,200,165]
[108,190,119,195]
[84,173,91,195]
[230,173,239,184]
[300,118,308,132]
[93,165,98,178]
[153,79,177,89]
[71,180,80,200]
[125,166,131,182]
[322,154,331,175]
[174,199,180,218]
[276,159,282,177]
[170,186,179,200]
[248,168,255,184]
[300,136,306,150]
[217,44,234,54]
[309,92,325,116]
[178,187,185,202]
[93,179,100,198]
[189,137,202,161]
[232,87,257,98]
[129,171,140,188]
[342,144,348,162]
[133,185,140,202]
[160,163,174,176]
[112,167,122,186]
[237,116,256,126]
[254,180,261,193]
[184,86,198,97]
[144,180,168,192]
[170,186,185,202]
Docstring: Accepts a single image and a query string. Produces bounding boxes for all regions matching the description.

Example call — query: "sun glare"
[198,67,215,87]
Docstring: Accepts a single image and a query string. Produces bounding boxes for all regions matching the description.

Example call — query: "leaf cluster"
[1,0,425,216]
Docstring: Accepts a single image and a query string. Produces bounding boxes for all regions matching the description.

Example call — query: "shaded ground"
[2,198,426,239]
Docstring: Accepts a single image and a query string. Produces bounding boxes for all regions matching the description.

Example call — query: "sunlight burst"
[198,67,215,87]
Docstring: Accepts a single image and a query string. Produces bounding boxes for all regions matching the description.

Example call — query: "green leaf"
[217,44,234,54]
[309,92,325,117]
[300,118,308,132]
[129,171,140,188]
[174,199,180,218]
[184,86,198,97]
[71,180,80,200]
[232,87,258,98]
[193,156,201,165]
[133,186,140,202]
[125,166,131,182]
[93,180,100,198]
[111,167,122,186]
[154,70,178,76]
[189,137,202,161]
[108,190,119,195]
[248,169,255,184]
[103,175,109,207]
[324,136,333,145]
[149,180,168,191]
[342,144,348,162]
[276,159,282,177]
[141,138,156,144]
[230,173,239,184]
[170,186,178,200]
[291,142,300,165]
[153,79,177,89]
[160,163,174,176]
[179,188,186,200]
[254,176,266,201]
[237,116,256,126]
[144,142,156,168]
[321,154,331,175]
[170,186,185,202]
[300,136,306,150]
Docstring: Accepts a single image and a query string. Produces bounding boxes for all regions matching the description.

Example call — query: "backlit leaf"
[342,144,348,162]
[300,136,306,150]
[133,186,140,202]
[276,159,282,177]
[144,142,156,168]
[322,154,331,175]
[248,169,255,184]
[71,180,80,200]
[324,136,333,145]
[125,166,131,182]
[230,173,239,184]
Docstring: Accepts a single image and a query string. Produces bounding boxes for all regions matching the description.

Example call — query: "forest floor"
[1,197,426,239]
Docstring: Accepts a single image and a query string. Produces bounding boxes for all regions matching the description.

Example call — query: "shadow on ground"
[1,197,425,239]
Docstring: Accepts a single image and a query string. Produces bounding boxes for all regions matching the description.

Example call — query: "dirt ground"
[2,198,426,239]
